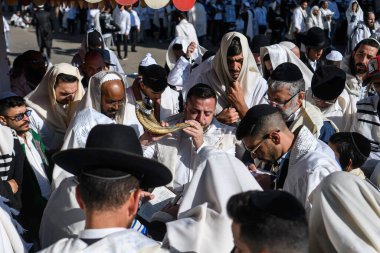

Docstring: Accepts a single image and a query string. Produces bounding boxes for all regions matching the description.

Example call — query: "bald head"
[100,79,125,119]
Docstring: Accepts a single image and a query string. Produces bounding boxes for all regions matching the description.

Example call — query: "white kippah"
[326,50,343,61]
[140,53,157,67]
[101,73,122,84]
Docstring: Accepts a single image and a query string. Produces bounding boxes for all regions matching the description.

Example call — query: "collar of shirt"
[307,58,317,70]
[79,228,127,239]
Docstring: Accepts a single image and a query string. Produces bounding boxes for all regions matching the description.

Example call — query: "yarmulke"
[0,92,18,101]
[142,64,168,93]
[87,30,103,48]
[100,73,122,84]
[251,35,270,54]
[236,104,280,140]
[139,53,157,67]
[271,62,303,82]
[326,50,343,61]
[311,65,346,101]
[350,132,371,158]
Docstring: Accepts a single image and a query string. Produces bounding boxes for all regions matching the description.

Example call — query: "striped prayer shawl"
[0,126,16,181]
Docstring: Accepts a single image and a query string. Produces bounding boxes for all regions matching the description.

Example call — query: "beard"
[354,63,367,75]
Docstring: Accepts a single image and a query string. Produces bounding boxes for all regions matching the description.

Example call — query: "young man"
[0,93,51,243]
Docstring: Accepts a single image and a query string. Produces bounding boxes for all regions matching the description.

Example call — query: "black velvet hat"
[311,65,346,101]
[53,124,172,188]
[298,27,329,49]
[271,62,303,82]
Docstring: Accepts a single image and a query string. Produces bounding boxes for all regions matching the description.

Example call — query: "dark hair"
[263,53,271,62]
[329,132,370,169]
[365,11,375,20]
[0,96,26,115]
[227,191,308,253]
[172,43,183,51]
[300,0,308,4]
[55,73,79,86]
[227,37,242,57]
[79,173,140,211]
[353,38,380,52]
[172,10,186,21]
[186,83,217,101]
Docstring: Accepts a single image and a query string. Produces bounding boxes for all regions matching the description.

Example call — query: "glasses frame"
[244,130,280,156]
[3,110,32,122]
[265,91,301,108]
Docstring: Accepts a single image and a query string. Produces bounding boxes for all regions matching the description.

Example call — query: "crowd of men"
[1,0,380,253]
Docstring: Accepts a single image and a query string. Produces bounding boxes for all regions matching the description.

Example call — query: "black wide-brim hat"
[53,125,172,188]
[298,27,330,49]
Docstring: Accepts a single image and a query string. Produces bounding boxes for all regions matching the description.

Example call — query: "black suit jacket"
[300,53,322,73]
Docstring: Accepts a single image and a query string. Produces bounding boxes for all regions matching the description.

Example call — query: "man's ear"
[296,91,305,106]
[0,116,8,126]
[346,158,353,172]
[127,189,141,218]
[270,130,281,145]
[75,185,85,210]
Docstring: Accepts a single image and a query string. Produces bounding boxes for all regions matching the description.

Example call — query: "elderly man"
[191,32,267,125]
[0,93,51,243]
[266,62,337,143]
[236,104,340,207]
[25,63,85,152]
[309,65,357,131]
[39,124,171,252]
[140,84,237,192]
[341,38,380,99]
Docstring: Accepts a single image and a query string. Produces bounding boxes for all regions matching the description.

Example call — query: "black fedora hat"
[298,27,329,49]
[52,124,172,188]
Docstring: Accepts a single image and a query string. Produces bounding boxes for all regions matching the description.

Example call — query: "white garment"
[306,6,324,30]
[87,9,100,30]
[114,8,131,35]
[309,172,380,253]
[39,228,168,253]
[348,21,380,52]
[188,3,207,37]
[165,147,262,253]
[283,126,341,209]
[167,56,191,89]
[128,9,140,29]
[293,6,308,32]
[0,125,15,179]
[340,54,367,99]
[175,19,199,45]
[346,0,363,36]
[144,116,237,190]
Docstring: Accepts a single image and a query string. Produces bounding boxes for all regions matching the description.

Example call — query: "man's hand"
[161,202,180,218]
[216,107,240,125]
[139,122,172,146]
[140,191,155,203]
[186,42,197,59]
[7,179,18,194]
[182,120,204,150]
[227,80,249,117]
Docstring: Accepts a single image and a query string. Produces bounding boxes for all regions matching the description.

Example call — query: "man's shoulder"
[209,118,236,134]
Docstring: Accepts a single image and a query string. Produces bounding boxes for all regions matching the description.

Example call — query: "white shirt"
[167,56,191,89]
[128,9,141,29]
[175,19,199,45]
[293,6,308,32]
[114,8,131,35]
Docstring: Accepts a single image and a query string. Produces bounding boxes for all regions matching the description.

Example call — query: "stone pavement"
[7,24,169,84]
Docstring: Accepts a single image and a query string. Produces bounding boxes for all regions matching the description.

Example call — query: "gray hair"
[267,78,305,96]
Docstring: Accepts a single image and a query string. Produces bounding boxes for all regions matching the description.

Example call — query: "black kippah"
[271,62,303,82]
[311,65,346,101]
[350,132,371,158]
[142,64,168,93]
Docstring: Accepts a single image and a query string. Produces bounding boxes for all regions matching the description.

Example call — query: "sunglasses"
[4,110,32,122]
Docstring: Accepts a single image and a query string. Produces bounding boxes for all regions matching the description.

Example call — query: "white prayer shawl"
[346,0,363,36]
[0,197,28,253]
[309,172,380,253]
[0,125,15,179]
[370,162,380,187]
[165,36,206,71]
[194,32,267,114]
[283,126,340,209]
[188,2,207,37]
[166,148,262,253]
[39,229,168,253]
[175,19,199,45]
[348,21,380,52]
[260,44,313,91]
[25,63,85,137]
[306,6,324,30]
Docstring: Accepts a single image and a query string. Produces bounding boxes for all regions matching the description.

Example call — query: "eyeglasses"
[311,93,337,105]
[3,110,32,122]
[243,130,280,156]
[264,91,301,108]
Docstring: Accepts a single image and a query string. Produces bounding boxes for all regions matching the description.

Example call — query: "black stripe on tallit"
[357,109,378,116]
[358,119,380,126]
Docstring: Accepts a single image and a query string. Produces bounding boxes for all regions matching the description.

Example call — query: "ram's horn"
[135,101,190,134]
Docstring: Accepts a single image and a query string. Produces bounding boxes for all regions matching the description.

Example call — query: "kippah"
[350,132,371,158]
[271,62,303,82]
[100,73,122,84]
[311,65,345,101]
[139,53,157,67]
[326,50,343,61]
[0,92,18,101]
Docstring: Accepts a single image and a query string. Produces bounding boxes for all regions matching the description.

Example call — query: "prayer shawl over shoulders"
[39,229,168,253]
[309,172,380,253]
[194,32,267,114]
[175,19,199,45]
[260,44,313,90]
[346,0,364,36]
[283,126,340,210]
[165,148,262,253]
[25,63,84,135]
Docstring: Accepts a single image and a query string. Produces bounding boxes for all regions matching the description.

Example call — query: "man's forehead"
[356,45,378,54]
[227,53,244,60]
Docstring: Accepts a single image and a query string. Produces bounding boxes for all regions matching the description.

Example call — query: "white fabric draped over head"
[25,63,84,132]
[346,0,363,23]
[166,147,262,253]
[309,172,380,253]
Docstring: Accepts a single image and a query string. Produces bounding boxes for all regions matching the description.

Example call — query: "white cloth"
[306,6,324,30]
[260,44,313,90]
[326,50,343,61]
[309,172,380,253]
[283,126,340,209]
[144,116,237,190]
[175,19,198,45]
[346,0,363,36]
[25,63,85,151]
[340,54,367,99]
[370,162,380,187]
[167,56,191,89]
[293,6,308,32]
[139,53,156,67]
[191,32,267,114]
[128,9,140,29]
[188,2,207,37]
[39,228,168,253]
[0,125,15,178]
[113,7,131,35]
[348,21,380,52]
[165,147,262,253]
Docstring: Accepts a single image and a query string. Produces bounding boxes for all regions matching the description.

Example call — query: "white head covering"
[25,63,85,132]
[346,0,363,23]
[166,147,262,253]
[260,44,313,90]
[325,9,334,16]
[309,172,380,253]
[309,5,324,29]
[326,50,343,61]
[140,53,157,67]
[279,41,297,50]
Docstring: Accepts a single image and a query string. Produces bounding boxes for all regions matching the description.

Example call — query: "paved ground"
[7,24,170,84]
